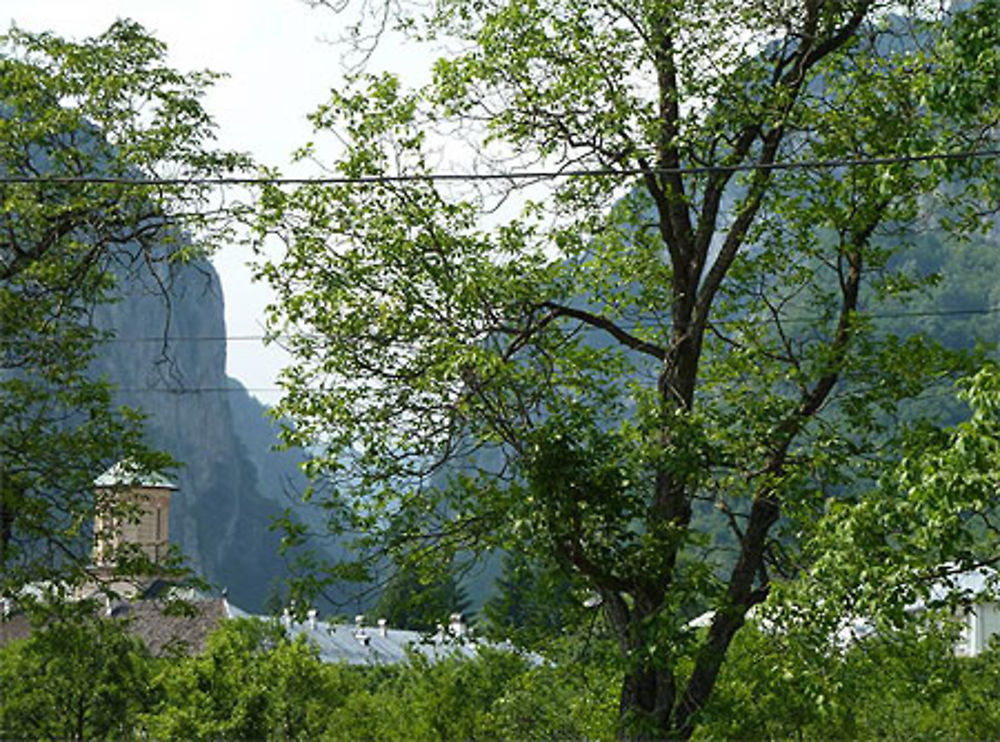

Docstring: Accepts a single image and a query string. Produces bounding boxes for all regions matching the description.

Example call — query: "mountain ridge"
[88,258,313,612]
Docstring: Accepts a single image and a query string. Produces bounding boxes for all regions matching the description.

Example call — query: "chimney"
[354,613,369,646]
[307,608,317,630]
[281,608,291,629]
[377,617,388,637]
[449,612,467,638]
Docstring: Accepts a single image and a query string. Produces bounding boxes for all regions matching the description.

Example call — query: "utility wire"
[3,149,998,389]
[114,387,281,394]
[107,382,974,397]
[0,304,997,347]
[0,148,998,186]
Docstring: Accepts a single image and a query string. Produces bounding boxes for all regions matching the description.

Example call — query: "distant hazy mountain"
[89,257,339,612]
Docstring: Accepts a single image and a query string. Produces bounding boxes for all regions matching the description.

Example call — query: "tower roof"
[94,459,177,490]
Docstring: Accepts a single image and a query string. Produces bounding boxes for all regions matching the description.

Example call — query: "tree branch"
[540,301,667,360]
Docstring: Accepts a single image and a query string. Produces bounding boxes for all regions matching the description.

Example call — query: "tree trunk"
[0,488,13,569]
[618,665,676,741]
[605,591,682,741]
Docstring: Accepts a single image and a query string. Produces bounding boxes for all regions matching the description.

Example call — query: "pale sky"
[4,0,427,403]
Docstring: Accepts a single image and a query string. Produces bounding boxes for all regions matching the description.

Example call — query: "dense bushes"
[698,621,1000,741]
[0,617,614,741]
[0,615,152,740]
[6,613,1000,740]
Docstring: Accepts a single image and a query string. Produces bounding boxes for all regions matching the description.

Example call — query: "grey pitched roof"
[0,597,228,657]
[4,596,537,667]
[0,613,32,646]
[124,597,227,656]
[226,603,506,666]
[285,620,481,666]
[931,565,997,601]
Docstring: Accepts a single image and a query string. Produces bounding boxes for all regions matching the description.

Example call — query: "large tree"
[0,21,247,600]
[258,1,1000,737]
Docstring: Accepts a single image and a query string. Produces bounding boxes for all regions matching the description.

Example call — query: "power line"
[0,304,997,348]
[0,148,998,187]
[108,381,975,397]
[114,386,282,394]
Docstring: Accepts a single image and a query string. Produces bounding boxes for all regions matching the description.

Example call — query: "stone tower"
[93,460,177,568]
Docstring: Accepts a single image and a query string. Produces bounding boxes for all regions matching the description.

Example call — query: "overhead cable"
[0,148,997,186]
[0,304,997,347]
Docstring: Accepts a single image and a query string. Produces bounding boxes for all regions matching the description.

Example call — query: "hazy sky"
[4,0,420,403]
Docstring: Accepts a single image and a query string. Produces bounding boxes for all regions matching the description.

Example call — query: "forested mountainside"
[87,258,337,613]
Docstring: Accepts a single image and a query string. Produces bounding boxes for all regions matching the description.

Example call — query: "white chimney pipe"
[449,612,467,637]
[377,617,388,637]
[354,613,370,646]
[307,608,317,630]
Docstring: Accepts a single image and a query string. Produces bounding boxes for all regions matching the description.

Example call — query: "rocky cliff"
[89,259,311,612]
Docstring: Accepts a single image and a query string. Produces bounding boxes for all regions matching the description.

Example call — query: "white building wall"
[978,602,1000,654]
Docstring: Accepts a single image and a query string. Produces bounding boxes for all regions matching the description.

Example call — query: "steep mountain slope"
[88,260,309,612]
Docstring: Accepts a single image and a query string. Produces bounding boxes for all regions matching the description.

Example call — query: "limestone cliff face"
[89,260,306,612]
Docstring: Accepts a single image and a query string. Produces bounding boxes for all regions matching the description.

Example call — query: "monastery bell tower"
[93,460,177,568]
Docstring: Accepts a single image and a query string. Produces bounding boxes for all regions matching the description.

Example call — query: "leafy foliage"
[0,612,152,740]
[698,616,1000,741]
[374,556,472,632]
[0,21,248,598]
[9,609,1000,740]
[142,618,341,740]
[482,550,585,648]
[258,0,1000,736]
